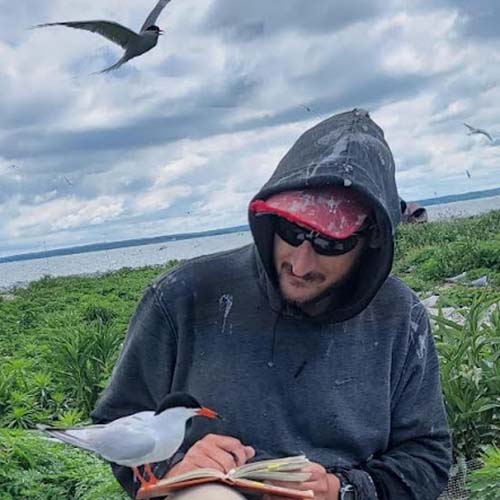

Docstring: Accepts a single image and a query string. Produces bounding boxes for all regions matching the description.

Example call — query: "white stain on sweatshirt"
[410,319,428,359]
[219,294,233,334]
[416,332,427,359]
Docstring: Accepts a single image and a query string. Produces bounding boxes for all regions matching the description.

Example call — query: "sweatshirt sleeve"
[348,308,452,499]
[90,284,178,499]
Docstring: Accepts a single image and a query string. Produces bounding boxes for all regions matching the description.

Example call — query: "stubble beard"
[278,261,357,308]
[278,262,327,307]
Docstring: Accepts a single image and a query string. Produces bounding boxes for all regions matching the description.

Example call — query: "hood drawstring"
[268,307,283,368]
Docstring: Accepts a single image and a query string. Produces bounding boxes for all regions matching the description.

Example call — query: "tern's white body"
[42,406,196,467]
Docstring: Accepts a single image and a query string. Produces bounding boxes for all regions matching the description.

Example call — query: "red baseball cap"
[250,187,370,239]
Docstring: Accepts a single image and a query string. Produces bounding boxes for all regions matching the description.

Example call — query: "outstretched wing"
[481,130,493,142]
[141,0,172,32]
[463,123,475,133]
[35,20,140,49]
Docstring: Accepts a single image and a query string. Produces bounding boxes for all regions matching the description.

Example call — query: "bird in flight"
[38,392,220,488]
[463,123,493,142]
[34,0,173,73]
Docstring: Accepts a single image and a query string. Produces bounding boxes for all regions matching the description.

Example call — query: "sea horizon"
[2,186,499,265]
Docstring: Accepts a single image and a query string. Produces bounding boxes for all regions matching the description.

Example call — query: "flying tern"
[38,392,220,488]
[34,0,173,73]
[463,123,493,142]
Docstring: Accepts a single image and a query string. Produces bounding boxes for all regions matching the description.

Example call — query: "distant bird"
[465,169,471,179]
[63,176,73,186]
[38,392,219,488]
[445,271,467,283]
[421,294,439,309]
[34,0,173,73]
[464,123,493,142]
[470,275,489,288]
[300,104,312,113]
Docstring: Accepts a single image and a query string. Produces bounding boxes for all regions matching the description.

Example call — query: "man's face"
[273,225,366,306]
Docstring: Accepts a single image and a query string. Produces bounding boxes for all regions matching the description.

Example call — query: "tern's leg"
[133,466,146,484]
[144,463,159,484]
[133,464,159,488]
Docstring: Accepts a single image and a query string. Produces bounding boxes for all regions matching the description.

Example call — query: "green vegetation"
[433,299,500,459]
[0,211,499,499]
[468,447,500,499]
[0,428,126,500]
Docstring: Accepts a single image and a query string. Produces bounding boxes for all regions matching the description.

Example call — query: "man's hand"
[166,433,255,478]
[262,462,341,500]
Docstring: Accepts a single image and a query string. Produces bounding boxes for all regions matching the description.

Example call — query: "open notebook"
[136,455,314,499]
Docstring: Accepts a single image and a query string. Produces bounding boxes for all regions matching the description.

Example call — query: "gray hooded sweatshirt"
[92,109,452,499]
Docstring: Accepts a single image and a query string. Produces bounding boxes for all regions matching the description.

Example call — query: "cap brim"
[250,188,369,239]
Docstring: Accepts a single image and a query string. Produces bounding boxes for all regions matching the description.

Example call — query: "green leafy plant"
[433,297,500,459]
[47,319,123,415]
[0,428,128,500]
[468,447,500,499]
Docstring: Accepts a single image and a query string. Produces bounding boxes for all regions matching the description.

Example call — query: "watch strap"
[336,472,357,500]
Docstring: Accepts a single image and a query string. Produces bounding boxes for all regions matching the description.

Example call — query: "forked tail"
[93,57,128,75]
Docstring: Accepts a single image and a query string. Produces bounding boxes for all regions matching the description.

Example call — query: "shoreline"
[1,205,499,293]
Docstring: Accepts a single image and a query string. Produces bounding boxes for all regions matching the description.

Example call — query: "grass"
[0,210,499,499]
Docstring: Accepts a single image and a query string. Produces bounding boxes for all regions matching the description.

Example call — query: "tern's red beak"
[196,406,220,419]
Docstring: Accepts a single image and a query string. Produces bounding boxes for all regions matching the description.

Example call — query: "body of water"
[1,195,499,291]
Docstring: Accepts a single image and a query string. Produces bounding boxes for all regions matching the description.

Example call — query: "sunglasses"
[275,217,370,256]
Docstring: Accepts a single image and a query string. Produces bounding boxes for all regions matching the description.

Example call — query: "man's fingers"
[302,464,324,475]
[197,441,238,472]
[265,480,311,490]
[188,454,229,471]
[204,434,254,467]
[204,434,245,448]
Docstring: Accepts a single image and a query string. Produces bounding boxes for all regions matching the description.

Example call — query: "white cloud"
[133,184,192,213]
[5,195,125,237]
[1,0,500,255]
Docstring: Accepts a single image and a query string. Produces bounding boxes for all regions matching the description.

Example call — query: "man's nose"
[289,241,318,277]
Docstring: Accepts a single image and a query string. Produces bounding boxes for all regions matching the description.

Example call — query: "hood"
[248,108,401,322]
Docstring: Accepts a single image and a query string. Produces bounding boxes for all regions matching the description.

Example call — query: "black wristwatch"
[336,472,357,500]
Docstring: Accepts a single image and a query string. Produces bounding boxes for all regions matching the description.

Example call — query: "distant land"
[0,225,249,264]
[414,186,500,207]
[1,187,499,264]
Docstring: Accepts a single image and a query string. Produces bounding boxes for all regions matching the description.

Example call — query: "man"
[92,109,452,499]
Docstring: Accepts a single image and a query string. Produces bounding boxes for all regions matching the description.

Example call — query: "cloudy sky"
[1,0,500,257]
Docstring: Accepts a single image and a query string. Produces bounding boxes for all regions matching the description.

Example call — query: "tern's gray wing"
[36,21,140,49]
[464,123,475,132]
[94,425,156,462]
[482,131,493,141]
[141,0,172,32]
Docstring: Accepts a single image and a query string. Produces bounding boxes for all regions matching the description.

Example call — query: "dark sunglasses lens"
[277,220,303,246]
[276,218,358,256]
[312,235,358,255]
